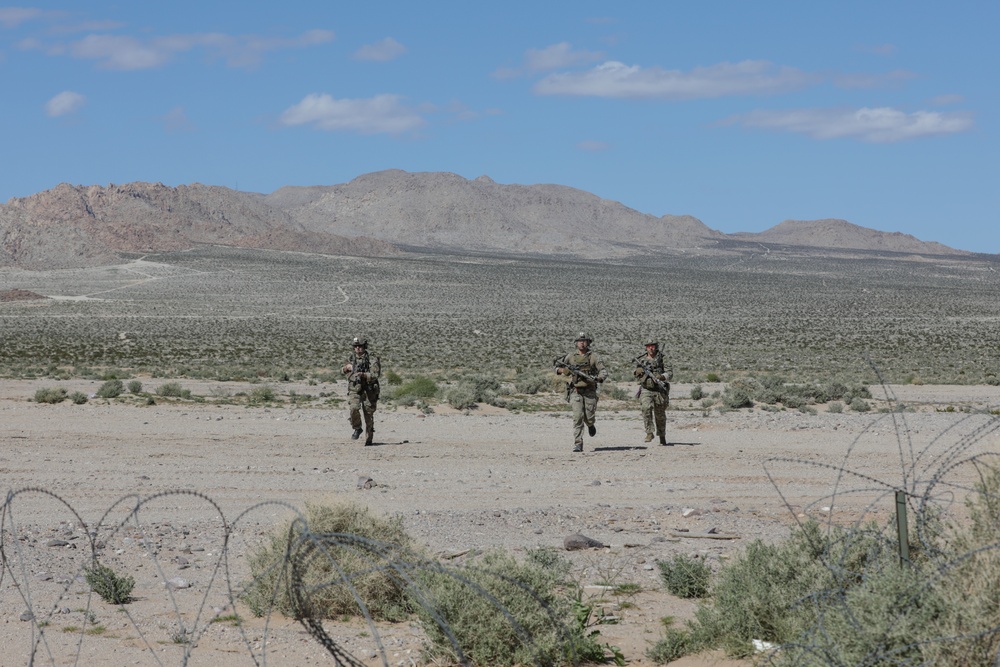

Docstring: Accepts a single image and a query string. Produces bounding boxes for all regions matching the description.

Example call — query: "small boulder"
[563,534,605,551]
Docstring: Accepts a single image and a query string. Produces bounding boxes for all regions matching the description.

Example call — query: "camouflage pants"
[570,389,598,446]
[640,389,668,436]
[348,390,377,434]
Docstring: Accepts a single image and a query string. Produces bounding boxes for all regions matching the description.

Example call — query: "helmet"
[644,338,659,347]
[574,332,593,343]
[351,336,368,348]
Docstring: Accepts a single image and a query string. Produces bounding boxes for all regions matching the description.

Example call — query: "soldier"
[341,336,381,446]
[634,337,672,445]
[554,332,608,452]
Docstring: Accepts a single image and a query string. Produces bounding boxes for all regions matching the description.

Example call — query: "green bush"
[127,380,143,394]
[69,391,88,405]
[414,549,615,667]
[156,382,190,398]
[250,385,276,403]
[84,562,135,605]
[513,371,547,395]
[689,385,704,401]
[827,400,844,413]
[384,369,403,386]
[656,555,711,599]
[242,501,416,621]
[393,376,439,400]
[34,387,68,404]
[96,379,124,398]
[849,397,871,412]
[646,621,693,664]
[705,373,721,383]
[721,387,753,410]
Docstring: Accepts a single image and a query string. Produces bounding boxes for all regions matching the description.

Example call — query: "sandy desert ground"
[2,378,998,666]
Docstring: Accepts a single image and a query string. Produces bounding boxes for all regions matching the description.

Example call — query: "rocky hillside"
[732,219,962,256]
[0,171,969,270]
[0,182,395,270]
[267,170,724,258]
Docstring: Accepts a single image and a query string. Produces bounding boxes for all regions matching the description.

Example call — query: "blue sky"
[2,1,996,253]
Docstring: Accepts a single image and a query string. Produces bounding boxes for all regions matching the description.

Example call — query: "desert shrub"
[689,385,704,401]
[446,375,506,409]
[84,562,135,605]
[513,370,547,395]
[600,383,629,401]
[156,382,190,398]
[69,391,88,405]
[393,376,438,400]
[127,380,143,394]
[720,387,753,410]
[446,383,479,410]
[384,369,403,386]
[646,619,693,664]
[705,373,721,383]
[242,500,415,621]
[413,548,616,666]
[96,379,124,398]
[656,554,711,599]
[849,397,871,412]
[250,385,275,403]
[827,401,844,413]
[34,387,68,404]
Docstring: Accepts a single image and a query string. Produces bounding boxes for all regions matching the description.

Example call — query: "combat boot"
[365,430,374,446]
[644,433,654,443]
[659,434,667,446]
[573,442,583,453]
[588,424,596,437]
[351,428,363,440]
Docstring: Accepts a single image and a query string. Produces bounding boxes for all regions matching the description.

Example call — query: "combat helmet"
[644,337,659,347]
[351,336,368,348]
[574,332,593,343]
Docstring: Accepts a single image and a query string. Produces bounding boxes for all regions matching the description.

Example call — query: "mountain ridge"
[0,170,971,270]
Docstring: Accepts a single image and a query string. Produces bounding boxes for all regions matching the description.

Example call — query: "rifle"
[553,358,598,385]
[349,353,371,386]
[635,356,670,394]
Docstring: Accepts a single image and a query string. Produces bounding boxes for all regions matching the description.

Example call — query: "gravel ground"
[2,379,998,666]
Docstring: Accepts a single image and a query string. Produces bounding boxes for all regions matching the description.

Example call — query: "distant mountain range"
[0,170,968,270]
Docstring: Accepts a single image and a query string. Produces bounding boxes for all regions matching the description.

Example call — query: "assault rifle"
[553,358,598,385]
[635,356,670,394]
[349,354,371,386]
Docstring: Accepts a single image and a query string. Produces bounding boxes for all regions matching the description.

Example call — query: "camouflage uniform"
[342,337,381,446]
[556,333,608,452]
[634,340,672,445]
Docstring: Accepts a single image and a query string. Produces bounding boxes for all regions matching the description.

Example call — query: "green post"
[895,489,910,567]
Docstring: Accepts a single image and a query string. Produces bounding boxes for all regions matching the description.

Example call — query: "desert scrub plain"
[1,245,999,386]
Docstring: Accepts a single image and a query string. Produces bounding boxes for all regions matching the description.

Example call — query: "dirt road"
[2,379,997,665]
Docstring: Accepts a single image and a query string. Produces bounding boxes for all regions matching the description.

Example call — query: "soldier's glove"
[342,364,353,374]
[597,377,605,383]
[658,374,667,382]
[359,373,369,382]
[633,368,644,379]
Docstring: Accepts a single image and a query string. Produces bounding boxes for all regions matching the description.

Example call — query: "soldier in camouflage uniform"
[341,336,381,446]
[634,337,672,445]
[555,332,608,452]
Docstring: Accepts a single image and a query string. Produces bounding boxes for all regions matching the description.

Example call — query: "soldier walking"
[342,336,381,446]
[634,337,672,445]
[554,332,607,452]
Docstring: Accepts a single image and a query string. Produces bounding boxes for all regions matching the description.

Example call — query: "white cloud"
[279,93,425,134]
[0,7,45,28]
[49,29,334,70]
[353,37,406,62]
[159,106,194,132]
[494,42,603,79]
[929,93,964,106]
[45,90,85,117]
[534,60,817,99]
[577,140,611,152]
[727,106,974,143]
[834,69,916,89]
